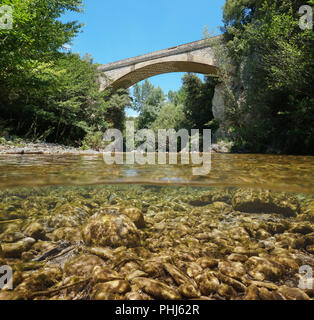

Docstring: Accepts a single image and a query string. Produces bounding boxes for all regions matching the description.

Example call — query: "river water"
[0,153,313,300]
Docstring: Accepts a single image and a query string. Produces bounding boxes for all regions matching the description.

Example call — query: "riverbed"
[0,154,313,300]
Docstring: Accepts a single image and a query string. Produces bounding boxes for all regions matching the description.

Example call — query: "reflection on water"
[0,154,313,194]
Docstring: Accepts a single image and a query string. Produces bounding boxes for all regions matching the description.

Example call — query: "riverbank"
[0,139,231,155]
[0,140,101,155]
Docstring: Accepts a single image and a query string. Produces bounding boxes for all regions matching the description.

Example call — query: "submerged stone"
[82,212,141,248]
[196,274,220,296]
[51,227,81,242]
[232,189,300,216]
[64,253,104,277]
[24,222,46,240]
[121,207,145,228]
[245,256,284,281]
[218,283,237,299]
[132,277,181,300]
[277,286,310,300]
[243,285,260,300]
[2,237,35,258]
[92,280,131,300]
[218,261,246,280]
[17,267,62,293]
[92,266,123,283]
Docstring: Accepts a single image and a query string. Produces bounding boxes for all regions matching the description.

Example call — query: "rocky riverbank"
[0,140,100,155]
[0,139,231,155]
[0,185,313,300]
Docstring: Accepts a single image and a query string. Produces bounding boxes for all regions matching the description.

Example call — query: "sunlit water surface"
[0,154,313,194]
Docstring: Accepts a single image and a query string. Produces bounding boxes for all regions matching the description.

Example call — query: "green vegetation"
[0,0,129,148]
[180,74,218,131]
[215,0,314,154]
[131,75,217,149]
[1,0,312,154]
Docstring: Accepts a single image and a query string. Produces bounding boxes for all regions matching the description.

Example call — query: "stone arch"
[97,38,226,141]
[98,38,219,91]
[105,61,218,90]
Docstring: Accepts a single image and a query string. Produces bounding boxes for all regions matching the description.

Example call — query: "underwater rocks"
[92,280,131,300]
[82,211,141,248]
[197,274,220,296]
[15,267,62,295]
[163,263,200,298]
[277,286,311,300]
[24,222,46,240]
[298,200,314,222]
[0,185,313,301]
[121,208,145,229]
[245,256,284,281]
[218,261,246,280]
[87,247,115,261]
[289,223,313,235]
[189,190,233,206]
[92,265,123,283]
[132,277,181,300]
[1,237,35,258]
[232,189,300,216]
[64,254,105,277]
[50,227,81,242]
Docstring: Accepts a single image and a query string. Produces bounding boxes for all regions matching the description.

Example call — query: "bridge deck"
[98,36,221,72]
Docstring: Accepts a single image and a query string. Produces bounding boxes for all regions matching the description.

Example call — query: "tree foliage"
[181,74,217,130]
[0,0,130,147]
[218,0,314,154]
[133,81,166,130]
[134,75,217,138]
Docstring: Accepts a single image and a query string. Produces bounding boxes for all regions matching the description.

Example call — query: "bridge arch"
[104,61,217,90]
[98,38,219,91]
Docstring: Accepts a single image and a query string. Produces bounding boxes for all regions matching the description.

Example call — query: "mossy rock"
[64,253,104,277]
[82,212,141,248]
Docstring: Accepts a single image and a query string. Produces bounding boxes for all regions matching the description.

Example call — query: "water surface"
[0,154,313,194]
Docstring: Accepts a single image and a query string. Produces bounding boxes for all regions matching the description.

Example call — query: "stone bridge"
[98,36,220,91]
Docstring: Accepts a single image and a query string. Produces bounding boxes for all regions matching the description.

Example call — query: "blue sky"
[61,0,225,115]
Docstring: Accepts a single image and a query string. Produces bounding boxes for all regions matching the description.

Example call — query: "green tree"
[0,53,110,144]
[0,0,83,92]
[0,0,131,148]
[168,89,186,106]
[134,80,166,129]
[151,103,185,132]
[181,74,217,130]
[218,0,314,154]
[106,89,131,132]
[132,80,154,112]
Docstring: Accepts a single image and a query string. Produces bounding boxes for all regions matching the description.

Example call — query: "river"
[0,153,313,300]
